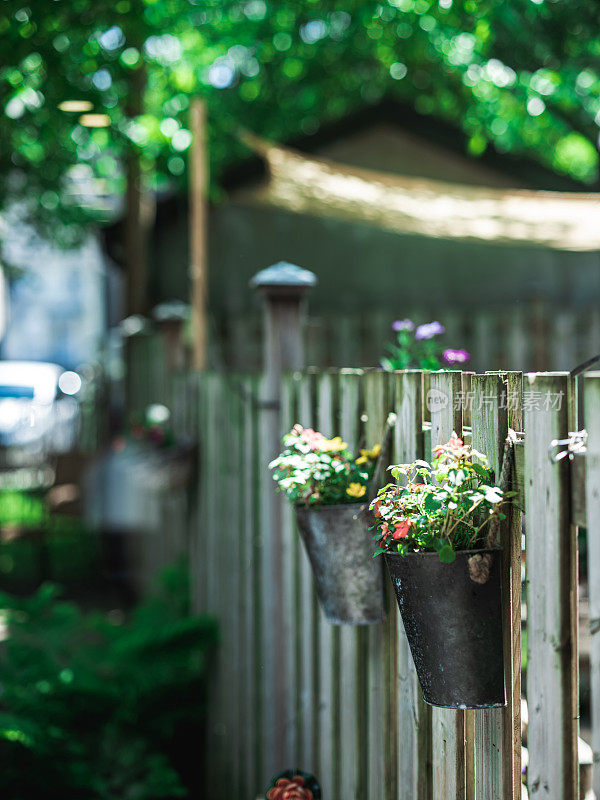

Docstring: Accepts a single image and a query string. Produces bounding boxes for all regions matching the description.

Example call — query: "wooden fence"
[219,300,600,374]
[128,364,600,800]
[123,299,600,423]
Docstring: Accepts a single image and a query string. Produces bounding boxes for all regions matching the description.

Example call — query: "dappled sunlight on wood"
[242,132,600,251]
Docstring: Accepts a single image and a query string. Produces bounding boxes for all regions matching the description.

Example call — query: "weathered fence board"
[363,369,389,800]
[429,371,468,800]
[525,372,579,800]
[393,370,431,799]
[338,370,366,800]
[585,372,600,800]
[296,373,319,776]
[316,372,339,798]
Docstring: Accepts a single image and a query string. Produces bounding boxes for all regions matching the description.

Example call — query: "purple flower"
[392,318,414,332]
[415,321,445,340]
[443,348,471,364]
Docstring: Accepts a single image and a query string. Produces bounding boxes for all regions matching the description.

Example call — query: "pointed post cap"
[250,261,317,298]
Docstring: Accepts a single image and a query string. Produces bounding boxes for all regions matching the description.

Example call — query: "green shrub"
[0,561,218,799]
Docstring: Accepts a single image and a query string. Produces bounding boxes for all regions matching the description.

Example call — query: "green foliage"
[371,432,512,561]
[269,424,380,506]
[2,0,600,241]
[0,561,218,799]
[381,319,470,371]
[0,491,102,590]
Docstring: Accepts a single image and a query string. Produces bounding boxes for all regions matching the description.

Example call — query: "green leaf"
[438,545,456,563]
[424,494,441,513]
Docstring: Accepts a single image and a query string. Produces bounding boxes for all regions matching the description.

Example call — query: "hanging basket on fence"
[295,503,385,625]
[385,548,505,709]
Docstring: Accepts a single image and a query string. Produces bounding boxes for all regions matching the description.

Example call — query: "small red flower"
[392,519,411,539]
[372,498,383,518]
[267,776,314,800]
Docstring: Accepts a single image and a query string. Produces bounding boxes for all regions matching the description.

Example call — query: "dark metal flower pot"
[295,503,385,625]
[385,548,505,709]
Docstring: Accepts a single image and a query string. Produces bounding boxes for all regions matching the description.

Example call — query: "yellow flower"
[355,455,368,465]
[321,436,348,452]
[346,482,366,498]
[360,444,381,460]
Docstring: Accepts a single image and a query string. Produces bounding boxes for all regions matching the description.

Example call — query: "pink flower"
[434,431,463,456]
[443,348,470,364]
[293,425,328,451]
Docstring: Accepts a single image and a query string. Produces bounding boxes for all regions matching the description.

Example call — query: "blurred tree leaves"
[2,0,600,238]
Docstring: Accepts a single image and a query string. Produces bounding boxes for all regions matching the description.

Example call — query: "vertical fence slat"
[525,372,578,800]
[585,372,600,800]
[471,373,509,799]
[296,373,319,777]
[258,369,288,785]
[505,372,523,800]
[316,371,339,799]
[238,376,259,797]
[429,370,467,800]
[338,370,366,800]
[281,377,298,768]
[363,370,389,800]
[394,370,431,799]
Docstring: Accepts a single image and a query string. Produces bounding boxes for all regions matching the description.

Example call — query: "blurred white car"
[0,361,81,459]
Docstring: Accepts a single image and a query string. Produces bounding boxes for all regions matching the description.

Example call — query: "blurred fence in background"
[124,300,600,402]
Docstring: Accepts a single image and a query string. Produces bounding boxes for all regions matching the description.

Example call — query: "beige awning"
[240,131,600,251]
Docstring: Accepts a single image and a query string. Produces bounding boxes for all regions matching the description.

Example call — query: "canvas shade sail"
[241,131,600,251]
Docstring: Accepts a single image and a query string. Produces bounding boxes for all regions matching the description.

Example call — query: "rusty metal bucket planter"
[385,548,506,709]
[295,503,385,625]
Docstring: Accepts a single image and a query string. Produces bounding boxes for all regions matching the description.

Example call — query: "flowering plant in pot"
[381,318,470,371]
[269,425,385,625]
[370,432,514,708]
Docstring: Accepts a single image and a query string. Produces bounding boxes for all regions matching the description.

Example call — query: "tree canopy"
[2,0,600,238]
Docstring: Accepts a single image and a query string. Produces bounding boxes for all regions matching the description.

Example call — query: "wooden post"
[584,372,600,799]
[189,98,209,370]
[252,262,316,786]
[428,370,468,800]
[525,372,578,800]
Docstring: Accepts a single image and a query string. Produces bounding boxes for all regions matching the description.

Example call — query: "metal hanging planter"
[385,548,506,709]
[295,503,385,625]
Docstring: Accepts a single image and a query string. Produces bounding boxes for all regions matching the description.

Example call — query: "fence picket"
[471,373,509,799]
[363,370,390,800]
[338,370,366,800]
[393,370,431,799]
[525,372,578,800]
[585,372,600,800]
[316,371,340,799]
[296,373,319,776]
[429,370,468,800]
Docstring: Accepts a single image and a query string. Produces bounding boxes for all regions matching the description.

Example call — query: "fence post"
[584,372,600,799]
[525,372,578,800]
[251,262,316,786]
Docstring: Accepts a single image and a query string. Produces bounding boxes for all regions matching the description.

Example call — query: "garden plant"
[270,424,384,625]
[381,318,470,372]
